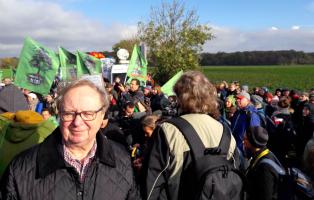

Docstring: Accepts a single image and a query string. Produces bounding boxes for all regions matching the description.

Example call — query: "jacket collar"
[249,146,268,166]
[37,128,116,178]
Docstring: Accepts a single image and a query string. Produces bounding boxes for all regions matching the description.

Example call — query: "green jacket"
[0,116,56,178]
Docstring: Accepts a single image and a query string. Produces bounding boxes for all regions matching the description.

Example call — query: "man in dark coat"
[120,78,144,110]
[244,126,283,200]
[0,79,140,200]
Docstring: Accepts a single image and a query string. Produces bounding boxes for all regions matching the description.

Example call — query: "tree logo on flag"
[28,47,52,85]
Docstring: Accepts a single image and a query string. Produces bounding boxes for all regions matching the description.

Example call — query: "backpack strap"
[167,117,231,159]
[219,122,232,155]
[259,158,286,175]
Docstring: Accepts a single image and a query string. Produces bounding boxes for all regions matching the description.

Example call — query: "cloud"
[291,26,300,30]
[1,0,314,57]
[270,26,279,31]
[0,0,137,57]
[204,25,314,53]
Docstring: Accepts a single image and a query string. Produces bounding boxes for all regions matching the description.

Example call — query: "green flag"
[15,37,59,95]
[59,47,77,81]
[126,45,147,85]
[76,51,102,78]
[161,70,183,96]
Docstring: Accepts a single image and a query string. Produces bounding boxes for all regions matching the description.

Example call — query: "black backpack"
[269,113,297,167]
[272,113,296,139]
[167,117,244,200]
[259,158,314,200]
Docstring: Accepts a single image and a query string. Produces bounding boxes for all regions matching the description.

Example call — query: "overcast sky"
[1,0,314,57]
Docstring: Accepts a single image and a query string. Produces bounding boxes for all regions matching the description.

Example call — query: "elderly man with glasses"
[0,79,140,200]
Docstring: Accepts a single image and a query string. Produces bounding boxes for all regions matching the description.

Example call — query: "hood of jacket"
[4,120,56,143]
[1,111,56,143]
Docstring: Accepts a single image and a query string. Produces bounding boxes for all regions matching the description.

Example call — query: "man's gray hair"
[57,79,110,113]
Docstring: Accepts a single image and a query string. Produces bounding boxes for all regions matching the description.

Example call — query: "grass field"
[202,65,314,92]
[2,65,314,92]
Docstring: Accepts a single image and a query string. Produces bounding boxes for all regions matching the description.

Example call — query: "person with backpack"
[269,96,297,168]
[143,71,243,200]
[244,126,284,200]
[231,91,261,154]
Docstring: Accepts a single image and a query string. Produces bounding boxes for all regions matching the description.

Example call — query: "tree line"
[200,50,314,66]
[0,57,19,69]
[2,50,314,70]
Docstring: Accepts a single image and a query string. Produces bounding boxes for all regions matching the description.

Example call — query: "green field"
[202,65,314,92]
[2,65,314,92]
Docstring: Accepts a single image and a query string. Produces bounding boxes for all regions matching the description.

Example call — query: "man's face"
[60,86,105,148]
[125,106,135,117]
[236,97,249,109]
[130,80,139,92]
[243,134,254,157]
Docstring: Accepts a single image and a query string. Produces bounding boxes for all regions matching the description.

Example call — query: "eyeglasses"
[60,106,104,122]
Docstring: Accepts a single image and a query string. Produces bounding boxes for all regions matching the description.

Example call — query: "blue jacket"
[231,104,261,152]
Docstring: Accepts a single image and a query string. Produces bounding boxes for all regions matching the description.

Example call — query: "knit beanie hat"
[251,95,264,106]
[246,126,269,148]
[226,95,236,107]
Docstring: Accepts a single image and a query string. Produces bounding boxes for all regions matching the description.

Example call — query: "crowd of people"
[0,71,314,200]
